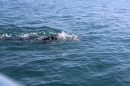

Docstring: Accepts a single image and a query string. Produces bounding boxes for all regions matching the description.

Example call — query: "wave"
[0,26,79,44]
[0,31,78,41]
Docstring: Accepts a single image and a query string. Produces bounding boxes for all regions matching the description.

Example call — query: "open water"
[1,0,130,86]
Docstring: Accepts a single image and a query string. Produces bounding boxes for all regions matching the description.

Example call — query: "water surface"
[1,0,130,86]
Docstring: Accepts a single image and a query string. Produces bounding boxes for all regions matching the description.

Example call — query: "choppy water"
[1,0,130,86]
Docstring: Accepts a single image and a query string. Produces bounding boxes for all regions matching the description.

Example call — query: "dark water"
[1,0,130,86]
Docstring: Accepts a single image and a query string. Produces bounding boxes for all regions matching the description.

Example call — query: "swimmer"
[41,33,61,44]
[0,33,61,44]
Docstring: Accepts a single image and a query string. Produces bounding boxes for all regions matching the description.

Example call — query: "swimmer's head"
[55,33,58,36]
[54,33,60,39]
[54,33,59,37]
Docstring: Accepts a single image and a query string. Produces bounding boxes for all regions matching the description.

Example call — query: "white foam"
[1,33,12,37]
[18,32,38,38]
[58,31,80,41]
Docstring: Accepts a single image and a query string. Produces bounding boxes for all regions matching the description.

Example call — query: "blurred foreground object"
[0,73,22,86]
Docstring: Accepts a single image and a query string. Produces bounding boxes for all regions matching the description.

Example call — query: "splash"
[59,31,80,41]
